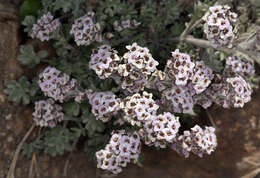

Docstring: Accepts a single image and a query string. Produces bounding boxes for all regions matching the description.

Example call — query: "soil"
[0,1,260,178]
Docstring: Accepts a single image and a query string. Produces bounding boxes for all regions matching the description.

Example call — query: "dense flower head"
[88,91,121,122]
[113,19,141,32]
[89,45,121,79]
[226,75,252,108]
[140,112,180,148]
[191,61,214,94]
[70,12,102,46]
[166,49,195,86]
[117,43,159,92]
[225,56,255,77]
[163,85,194,114]
[31,12,60,41]
[203,5,238,47]
[33,99,64,127]
[96,130,141,174]
[121,91,159,126]
[171,125,217,158]
[206,74,252,108]
[38,66,77,103]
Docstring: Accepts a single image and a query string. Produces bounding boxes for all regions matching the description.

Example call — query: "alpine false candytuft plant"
[5,0,260,176]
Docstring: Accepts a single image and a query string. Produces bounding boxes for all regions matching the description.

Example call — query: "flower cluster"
[226,75,252,108]
[118,43,159,92]
[31,12,60,41]
[15,1,259,175]
[166,49,195,86]
[38,67,77,103]
[140,112,180,148]
[203,74,252,108]
[89,45,121,79]
[191,61,214,94]
[89,43,159,93]
[70,12,102,46]
[172,125,217,158]
[163,85,194,114]
[87,91,121,122]
[113,19,141,32]
[203,5,238,47]
[225,56,255,77]
[159,51,214,114]
[96,130,141,174]
[121,92,159,126]
[33,99,64,127]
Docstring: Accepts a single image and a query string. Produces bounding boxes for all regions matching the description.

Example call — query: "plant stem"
[180,18,203,40]
[7,123,36,178]
[169,35,260,65]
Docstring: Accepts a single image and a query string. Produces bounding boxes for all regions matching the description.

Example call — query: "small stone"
[6,124,12,130]
[5,114,12,120]
[7,136,13,142]
[0,94,5,103]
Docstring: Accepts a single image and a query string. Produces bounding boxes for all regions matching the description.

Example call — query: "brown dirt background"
[1,1,260,178]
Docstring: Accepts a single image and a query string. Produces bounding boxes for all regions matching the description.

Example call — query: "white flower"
[203,5,238,47]
[95,130,141,174]
[70,12,101,46]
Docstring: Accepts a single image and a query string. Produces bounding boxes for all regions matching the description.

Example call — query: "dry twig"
[241,167,260,178]
[28,153,37,178]
[7,123,36,178]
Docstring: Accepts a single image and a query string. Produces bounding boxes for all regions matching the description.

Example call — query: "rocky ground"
[1,1,260,178]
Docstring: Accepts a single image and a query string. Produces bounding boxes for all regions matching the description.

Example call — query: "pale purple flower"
[113,19,141,32]
[38,66,77,102]
[70,12,101,46]
[96,130,141,174]
[87,91,121,122]
[203,5,238,47]
[31,12,60,41]
[171,125,217,158]
[140,112,180,148]
[33,99,64,127]
[89,45,121,79]
[122,92,159,126]
[166,49,195,86]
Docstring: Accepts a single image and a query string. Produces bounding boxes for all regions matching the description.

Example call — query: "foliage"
[19,0,41,20]
[17,45,48,68]
[63,101,80,117]
[22,126,82,157]
[82,111,105,136]
[41,0,86,17]
[21,15,36,33]
[4,77,38,105]
[85,133,110,159]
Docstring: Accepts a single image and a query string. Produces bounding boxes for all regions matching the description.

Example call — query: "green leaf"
[63,101,80,117]
[20,0,42,20]
[136,153,145,167]
[4,76,39,105]
[82,112,105,136]
[17,45,48,68]
[43,126,81,156]
[202,50,225,73]
[42,0,85,15]
[86,133,110,160]
[21,15,36,33]
[37,50,48,58]
[21,137,44,159]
